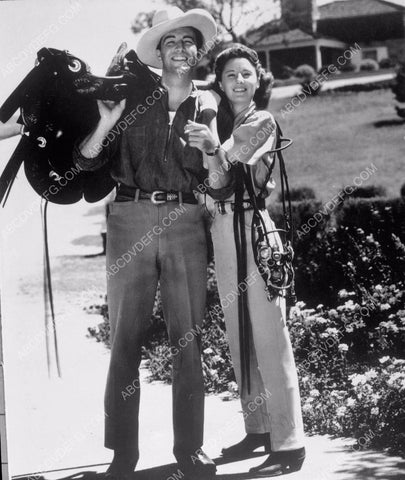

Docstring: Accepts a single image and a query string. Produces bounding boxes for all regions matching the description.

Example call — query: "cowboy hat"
[136,7,217,68]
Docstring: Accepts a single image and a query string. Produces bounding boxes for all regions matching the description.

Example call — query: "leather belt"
[216,197,265,214]
[116,185,198,204]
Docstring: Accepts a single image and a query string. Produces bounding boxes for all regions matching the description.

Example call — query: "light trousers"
[104,200,207,460]
[211,205,305,451]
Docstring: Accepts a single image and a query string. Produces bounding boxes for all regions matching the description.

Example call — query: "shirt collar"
[233,101,256,129]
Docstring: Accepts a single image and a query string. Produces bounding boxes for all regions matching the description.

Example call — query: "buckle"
[151,190,166,204]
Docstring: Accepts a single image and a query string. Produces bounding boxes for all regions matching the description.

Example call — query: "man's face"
[156,27,198,74]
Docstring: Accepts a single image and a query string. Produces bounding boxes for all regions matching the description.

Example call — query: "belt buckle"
[151,190,166,204]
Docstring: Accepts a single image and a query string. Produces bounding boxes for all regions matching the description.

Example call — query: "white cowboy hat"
[136,7,217,68]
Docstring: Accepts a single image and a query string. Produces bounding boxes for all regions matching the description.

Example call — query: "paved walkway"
[271,72,395,100]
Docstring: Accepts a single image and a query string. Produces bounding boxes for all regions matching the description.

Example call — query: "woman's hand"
[184,120,217,153]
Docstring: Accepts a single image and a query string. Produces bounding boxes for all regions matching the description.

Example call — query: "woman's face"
[219,57,260,112]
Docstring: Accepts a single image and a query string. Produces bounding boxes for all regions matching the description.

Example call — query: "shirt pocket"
[125,125,147,167]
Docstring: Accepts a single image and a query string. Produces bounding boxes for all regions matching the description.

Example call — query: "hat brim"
[136,10,217,68]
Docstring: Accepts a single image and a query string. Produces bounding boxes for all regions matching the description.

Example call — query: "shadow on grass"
[374,118,405,127]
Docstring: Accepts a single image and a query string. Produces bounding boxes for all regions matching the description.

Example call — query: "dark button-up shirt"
[73,83,233,199]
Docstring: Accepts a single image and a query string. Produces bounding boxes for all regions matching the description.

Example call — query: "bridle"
[233,119,296,395]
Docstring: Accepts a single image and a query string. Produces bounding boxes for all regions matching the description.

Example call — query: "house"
[247,0,405,78]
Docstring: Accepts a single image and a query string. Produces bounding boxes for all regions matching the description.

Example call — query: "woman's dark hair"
[213,43,274,109]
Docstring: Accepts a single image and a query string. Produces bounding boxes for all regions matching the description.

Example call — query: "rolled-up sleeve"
[221,111,276,166]
[73,122,121,172]
[205,164,236,200]
[72,140,111,171]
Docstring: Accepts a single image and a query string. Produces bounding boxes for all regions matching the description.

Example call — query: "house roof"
[248,28,314,48]
[319,0,404,20]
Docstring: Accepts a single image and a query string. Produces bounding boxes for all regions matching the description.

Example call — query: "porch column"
[315,42,322,71]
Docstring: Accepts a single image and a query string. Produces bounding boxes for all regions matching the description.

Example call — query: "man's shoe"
[221,433,271,459]
[249,447,305,476]
[177,449,216,479]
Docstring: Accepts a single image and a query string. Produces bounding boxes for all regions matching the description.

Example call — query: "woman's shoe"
[105,450,138,479]
[249,447,305,476]
[221,433,271,459]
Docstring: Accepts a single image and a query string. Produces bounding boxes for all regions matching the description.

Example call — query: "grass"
[268,88,405,201]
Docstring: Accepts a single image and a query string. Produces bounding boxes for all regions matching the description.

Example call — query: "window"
[363,49,378,61]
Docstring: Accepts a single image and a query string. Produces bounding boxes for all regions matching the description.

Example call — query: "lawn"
[268,88,405,201]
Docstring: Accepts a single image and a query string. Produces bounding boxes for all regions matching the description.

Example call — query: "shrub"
[339,61,356,73]
[294,64,322,96]
[318,64,338,75]
[280,65,295,80]
[295,64,316,80]
[379,57,396,69]
[344,185,386,199]
[392,63,405,119]
[290,288,405,456]
[401,183,405,197]
[278,186,316,202]
[360,59,379,72]
[332,79,394,93]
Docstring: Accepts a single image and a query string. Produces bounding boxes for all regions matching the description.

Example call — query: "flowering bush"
[289,287,405,455]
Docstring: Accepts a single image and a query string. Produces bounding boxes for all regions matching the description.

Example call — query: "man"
[74,7,231,480]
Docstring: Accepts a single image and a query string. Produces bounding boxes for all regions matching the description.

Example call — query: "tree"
[131,0,261,44]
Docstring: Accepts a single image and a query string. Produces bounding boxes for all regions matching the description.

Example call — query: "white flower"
[350,374,367,386]
[325,327,340,337]
[380,303,391,311]
[228,381,238,393]
[204,347,213,355]
[379,356,390,364]
[338,343,349,352]
[375,285,383,291]
[310,389,320,397]
[212,355,223,363]
[371,407,379,416]
[365,369,378,381]
[371,393,381,405]
[347,398,356,407]
[336,406,347,417]
[388,372,404,386]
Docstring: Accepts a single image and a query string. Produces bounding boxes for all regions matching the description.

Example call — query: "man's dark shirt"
[74,83,233,199]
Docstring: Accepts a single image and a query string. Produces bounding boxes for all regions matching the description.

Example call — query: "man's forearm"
[79,120,113,158]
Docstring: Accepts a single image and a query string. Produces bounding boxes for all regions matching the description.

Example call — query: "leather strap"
[233,162,251,395]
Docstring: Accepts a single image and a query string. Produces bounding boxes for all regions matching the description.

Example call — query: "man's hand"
[184,120,217,153]
[97,99,126,128]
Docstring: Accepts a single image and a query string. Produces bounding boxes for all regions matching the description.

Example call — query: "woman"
[186,44,305,476]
